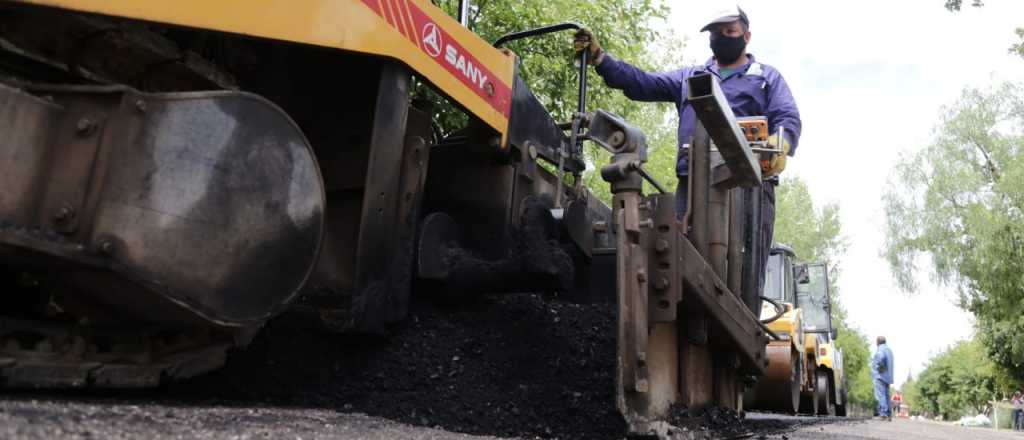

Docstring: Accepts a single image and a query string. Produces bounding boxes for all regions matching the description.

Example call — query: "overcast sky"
[654,0,1024,387]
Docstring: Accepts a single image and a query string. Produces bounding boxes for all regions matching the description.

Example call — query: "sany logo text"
[444,45,488,90]
[420,22,489,92]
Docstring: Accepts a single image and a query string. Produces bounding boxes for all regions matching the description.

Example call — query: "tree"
[941,1,1023,60]
[943,0,985,11]
[911,338,1011,420]
[774,177,847,273]
[1012,28,1024,60]
[884,83,1024,383]
[901,375,922,415]
[837,325,876,409]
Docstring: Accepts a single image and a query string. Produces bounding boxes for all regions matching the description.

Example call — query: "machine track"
[0,6,269,389]
[0,318,231,388]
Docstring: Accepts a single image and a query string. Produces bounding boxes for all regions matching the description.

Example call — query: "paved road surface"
[3,397,1021,440]
[0,397,500,440]
[786,417,1024,440]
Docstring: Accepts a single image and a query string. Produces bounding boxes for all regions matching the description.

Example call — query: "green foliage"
[901,375,922,414]
[943,0,985,11]
[837,325,876,409]
[1012,28,1024,60]
[774,177,847,272]
[941,0,1022,61]
[910,338,1010,419]
[442,0,673,123]
[883,82,1024,383]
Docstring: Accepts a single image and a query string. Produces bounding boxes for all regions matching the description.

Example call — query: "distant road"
[787,417,1022,440]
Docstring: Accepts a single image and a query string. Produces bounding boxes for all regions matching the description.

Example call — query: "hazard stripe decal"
[361,0,512,118]
[399,0,422,50]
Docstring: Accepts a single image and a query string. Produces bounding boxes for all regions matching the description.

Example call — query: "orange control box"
[738,118,769,143]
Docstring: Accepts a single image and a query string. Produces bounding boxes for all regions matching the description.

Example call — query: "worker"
[574,6,801,296]
[871,336,895,421]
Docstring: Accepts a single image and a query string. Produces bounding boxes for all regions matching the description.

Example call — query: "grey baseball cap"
[700,6,750,32]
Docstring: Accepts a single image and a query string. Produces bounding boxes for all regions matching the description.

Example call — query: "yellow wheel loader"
[742,244,818,415]
[795,262,848,417]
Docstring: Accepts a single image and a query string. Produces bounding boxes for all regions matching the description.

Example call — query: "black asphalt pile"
[170,293,625,439]
[668,406,827,439]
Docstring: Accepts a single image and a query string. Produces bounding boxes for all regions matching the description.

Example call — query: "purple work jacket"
[594,54,801,176]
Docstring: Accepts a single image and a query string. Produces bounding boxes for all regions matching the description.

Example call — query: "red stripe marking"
[399,0,421,47]
[363,0,381,15]
[359,0,512,118]
[391,0,413,44]
[389,0,409,38]
[381,0,398,29]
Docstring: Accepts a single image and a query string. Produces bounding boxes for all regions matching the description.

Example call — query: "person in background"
[871,336,894,421]
[1012,391,1023,431]
[891,391,902,417]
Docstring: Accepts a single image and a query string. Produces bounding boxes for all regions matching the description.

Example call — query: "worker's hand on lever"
[764,134,790,177]
[573,28,604,66]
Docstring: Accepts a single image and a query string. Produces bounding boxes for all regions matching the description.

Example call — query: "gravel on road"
[0,397,501,440]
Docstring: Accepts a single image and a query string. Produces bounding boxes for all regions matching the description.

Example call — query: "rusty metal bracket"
[678,237,770,374]
[645,194,679,323]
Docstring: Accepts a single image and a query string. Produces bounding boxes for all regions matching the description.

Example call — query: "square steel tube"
[687,73,762,187]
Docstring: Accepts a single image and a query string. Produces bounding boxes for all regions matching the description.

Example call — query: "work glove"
[573,28,604,65]
[763,134,790,177]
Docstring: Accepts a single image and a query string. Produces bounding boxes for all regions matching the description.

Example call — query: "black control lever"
[492,22,588,121]
[493,22,590,208]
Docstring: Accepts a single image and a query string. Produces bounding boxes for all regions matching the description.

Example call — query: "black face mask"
[710,34,746,64]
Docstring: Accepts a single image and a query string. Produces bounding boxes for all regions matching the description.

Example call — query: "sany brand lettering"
[443,44,488,90]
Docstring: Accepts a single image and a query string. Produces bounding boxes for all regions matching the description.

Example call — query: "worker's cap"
[700,6,750,32]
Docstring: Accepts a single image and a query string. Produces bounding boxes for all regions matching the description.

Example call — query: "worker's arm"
[594,56,685,104]
[763,68,802,156]
[574,29,683,103]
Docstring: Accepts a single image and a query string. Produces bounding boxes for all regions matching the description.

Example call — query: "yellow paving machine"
[0,0,779,436]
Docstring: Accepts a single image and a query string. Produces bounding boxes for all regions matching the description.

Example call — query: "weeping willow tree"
[884,82,1024,382]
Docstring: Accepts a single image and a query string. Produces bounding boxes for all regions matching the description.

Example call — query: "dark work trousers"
[758,181,776,296]
[675,178,776,298]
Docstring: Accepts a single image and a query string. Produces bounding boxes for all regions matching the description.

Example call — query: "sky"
[657,0,1024,387]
